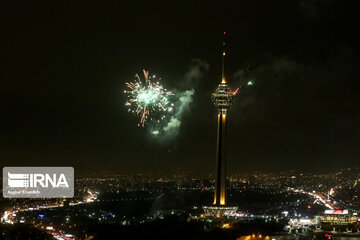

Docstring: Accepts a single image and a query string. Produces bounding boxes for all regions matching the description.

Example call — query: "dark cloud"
[299,0,331,19]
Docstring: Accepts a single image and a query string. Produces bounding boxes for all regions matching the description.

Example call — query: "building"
[203,32,238,217]
[317,209,358,230]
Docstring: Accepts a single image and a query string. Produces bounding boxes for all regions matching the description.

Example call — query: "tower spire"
[221,31,227,84]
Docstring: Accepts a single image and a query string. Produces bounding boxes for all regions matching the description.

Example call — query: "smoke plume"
[162,59,209,137]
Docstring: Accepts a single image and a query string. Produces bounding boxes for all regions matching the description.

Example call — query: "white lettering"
[33,174,45,187]
[57,174,69,188]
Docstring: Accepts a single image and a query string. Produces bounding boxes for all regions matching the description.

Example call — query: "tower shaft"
[214,111,227,205]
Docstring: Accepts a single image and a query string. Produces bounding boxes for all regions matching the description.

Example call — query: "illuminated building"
[203,32,238,217]
[317,209,357,228]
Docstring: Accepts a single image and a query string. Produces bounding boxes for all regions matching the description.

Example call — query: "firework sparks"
[247,80,254,86]
[124,70,174,127]
[233,87,240,95]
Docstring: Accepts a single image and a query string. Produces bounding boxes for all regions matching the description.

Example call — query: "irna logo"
[3,167,74,198]
[8,172,69,188]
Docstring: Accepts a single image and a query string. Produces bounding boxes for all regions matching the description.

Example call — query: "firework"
[247,80,254,86]
[124,70,174,127]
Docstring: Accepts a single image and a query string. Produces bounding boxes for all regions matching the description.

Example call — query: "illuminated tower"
[211,32,237,206]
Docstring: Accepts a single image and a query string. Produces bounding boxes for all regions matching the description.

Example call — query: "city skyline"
[1,0,360,174]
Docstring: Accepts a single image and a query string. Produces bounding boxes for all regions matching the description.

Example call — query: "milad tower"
[203,32,238,217]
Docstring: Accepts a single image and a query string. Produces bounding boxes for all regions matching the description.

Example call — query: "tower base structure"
[202,205,238,218]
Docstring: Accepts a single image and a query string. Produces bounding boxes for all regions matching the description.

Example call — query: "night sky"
[1,0,360,174]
